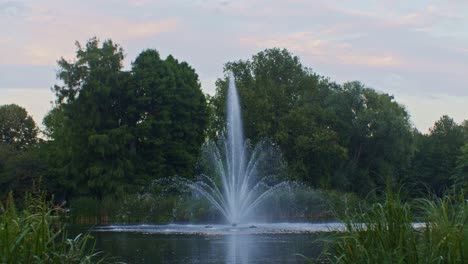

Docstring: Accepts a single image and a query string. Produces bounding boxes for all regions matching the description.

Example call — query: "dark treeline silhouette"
[0,39,466,202]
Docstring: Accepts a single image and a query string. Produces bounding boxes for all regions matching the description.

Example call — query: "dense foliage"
[410,116,467,196]
[0,104,38,149]
[43,38,208,199]
[0,40,466,204]
[210,49,418,194]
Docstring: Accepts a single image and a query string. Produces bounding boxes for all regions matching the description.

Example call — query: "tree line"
[0,38,466,201]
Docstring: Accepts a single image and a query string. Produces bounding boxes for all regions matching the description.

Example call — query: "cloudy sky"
[0,0,467,132]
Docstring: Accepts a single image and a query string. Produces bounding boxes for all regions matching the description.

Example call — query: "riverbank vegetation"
[307,191,467,263]
[0,190,104,263]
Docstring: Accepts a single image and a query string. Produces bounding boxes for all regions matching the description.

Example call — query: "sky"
[0,0,467,133]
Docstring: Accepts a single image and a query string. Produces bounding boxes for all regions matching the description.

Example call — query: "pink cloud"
[337,54,402,67]
[0,1,180,65]
[239,31,402,68]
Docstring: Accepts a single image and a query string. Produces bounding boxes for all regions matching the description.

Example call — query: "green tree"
[0,104,38,149]
[0,104,44,198]
[210,48,347,187]
[50,38,134,199]
[47,39,208,199]
[41,105,75,197]
[0,144,47,198]
[131,50,208,181]
[411,115,465,196]
[461,119,468,142]
[0,143,17,196]
[452,143,468,194]
[328,82,415,194]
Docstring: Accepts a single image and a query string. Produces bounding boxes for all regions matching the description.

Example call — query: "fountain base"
[93,223,346,235]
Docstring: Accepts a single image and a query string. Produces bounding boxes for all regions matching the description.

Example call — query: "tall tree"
[49,38,134,199]
[411,115,465,195]
[0,104,38,149]
[210,48,347,186]
[46,39,208,199]
[210,49,417,192]
[328,82,415,194]
[131,50,209,181]
[452,142,468,194]
[0,104,43,197]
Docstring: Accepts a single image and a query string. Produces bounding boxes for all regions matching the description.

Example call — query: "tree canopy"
[44,38,208,199]
[209,48,416,194]
[0,104,44,198]
[1,43,465,201]
[131,49,209,182]
[410,115,466,195]
[327,81,415,194]
[210,49,346,186]
[0,104,38,149]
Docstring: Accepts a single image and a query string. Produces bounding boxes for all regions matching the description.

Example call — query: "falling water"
[188,73,286,225]
[225,72,247,224]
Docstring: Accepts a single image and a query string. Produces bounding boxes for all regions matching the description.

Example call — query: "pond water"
[80,223,341,263]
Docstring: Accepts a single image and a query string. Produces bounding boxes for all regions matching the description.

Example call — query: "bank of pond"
[1,190,466,263]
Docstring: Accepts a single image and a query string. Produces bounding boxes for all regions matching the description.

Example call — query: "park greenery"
[1,38,465,202]
[0,189,104,263]
[304,190,467,264]
[0,38,467,262]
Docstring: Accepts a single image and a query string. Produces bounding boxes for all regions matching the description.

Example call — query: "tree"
[327,82,415,194]
[452,143,468,195]
[131,50,208,181]
[0,143,16,196]
[0,143,47,198]
[48,38,135,199]
[461,119,468,142]
[210,48,347,187]
[41,105,75,197]
[0,104,38,149]
[411,116,465,196]
[209,48,419,194]
[46,39,209,199]
[0,104,43,198]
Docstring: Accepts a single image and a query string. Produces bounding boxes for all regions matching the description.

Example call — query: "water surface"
[86,223,336,263]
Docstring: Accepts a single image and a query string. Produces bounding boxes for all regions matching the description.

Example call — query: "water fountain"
[95,73,344,231]
[187,72,287,225]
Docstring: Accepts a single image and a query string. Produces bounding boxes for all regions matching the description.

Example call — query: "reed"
[0,191,105,263]
[325,192,467,264]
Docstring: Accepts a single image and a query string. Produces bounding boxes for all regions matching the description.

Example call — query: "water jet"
[186,72,287,225]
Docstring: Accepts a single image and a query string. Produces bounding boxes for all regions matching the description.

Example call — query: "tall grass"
[324,192,467,264]
[0,191,105,263]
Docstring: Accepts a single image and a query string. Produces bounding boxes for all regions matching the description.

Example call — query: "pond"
[77,223,341,263]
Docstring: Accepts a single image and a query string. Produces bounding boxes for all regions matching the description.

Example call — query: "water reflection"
[227,234,249,264]
[90,230,321,263]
